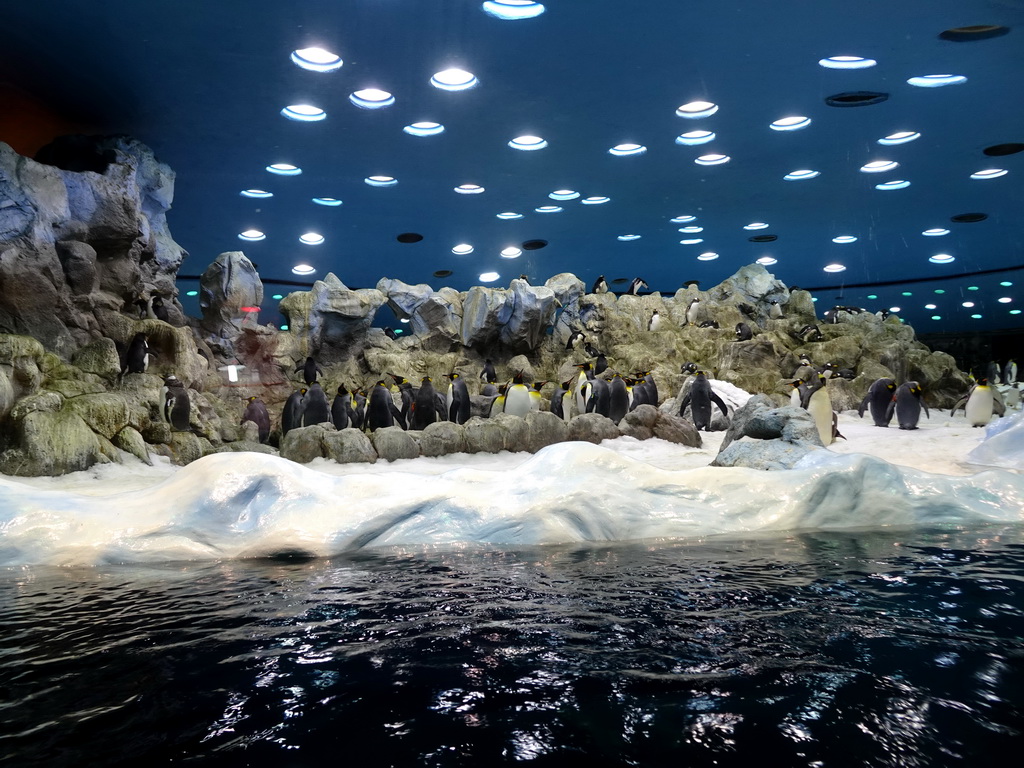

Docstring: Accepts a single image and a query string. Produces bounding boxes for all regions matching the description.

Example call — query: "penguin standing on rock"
[885,381,929,430]
[858,378,897,427]
[332,385,352,430]
[161,375,191,432]
[351,389,366,430]
[529,381,548,411]
[586,377,611,417]
[504,372,533,418]
[626,278,648,295]
[735,322,753,341]
[122,332,154,376]
[366,381,405,431]
[446,372,472,424]
[388,374,414,428]
[296,356,323,385]
[800,374,834,445]
[242,396,271,443]
[591,275,609,294]
[788,379,804,408]
[565,330,586,351]
[281,387,307,436]
[480,359,497,384]
[679,371,728,431]
[573,362,595,415]
[489,384,507,417]
[410,377,443,429]
[768,300,783,320]
[608,374,629,424]
[551,380,572,421]
[648,310,662,332]
[302,381,331,426]
[685,297,701,326]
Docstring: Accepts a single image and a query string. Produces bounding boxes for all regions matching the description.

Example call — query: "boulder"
[280,424,330,464]
[166,432,208,466]
[711,396,823,470]
[492,412,532,452]
[279,272,386,362]
[322,429,377,464]
[214,441,278,455]
[618,404,659,440]
[112,426,152,465]
[63,392,131,439]
[463,417,506,453]
[460,286,509,348]
[370,426,420,461]
[415,421,468,457]
[652,412,702,447]
[198,250,263,339]
[525,410,568,452]
[0,408,106,476]
[71,337,121,380]
[566,413,620,444]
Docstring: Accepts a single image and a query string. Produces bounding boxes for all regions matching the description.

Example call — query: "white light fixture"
[508,135,547,150]
[922,228,949,236]
[496,212,523,219]
[549,189,580,200]
[431,68,478,91]
[998,297,1012,304]
[482,1,546,21]
[860,160,899,173]
[452,244,474,255]
[679,226,703,233]
[672,215,697,223]
[291,47,343,72]
[238,229,266,242]
[929,254,955,263]
[676,131,716,145]
[292,264,316,275]
[770,116,811,131]
[971,168,1008,180]
[404,121,445,136]
[479,271,500,282]
[832,235,857,244]
[266,163,301,176]
[875,180,910,190]
[962,301,975,308]
[365,175,398,187]
[350,88,395,109]
[823,264,846,273]
[312,197,342,206]
[679,238,704,245]
[617,234,641,241]
[889,307,901,313]
[784,169,819,180]
[501,247,522,258]
[535,205,562,213]
[454,184,485,194]
[281,104,326,122]
[878,131,920,145]
[907,74,967,87]
[925,304,937,310]
[756,256,778,265]
[697,252,719,261]
[676,101,718,118]
[609,143,646,156]
[240,189,273,199]
[695,153,730,165]
[744,222,769,230]
[299,232,324,245]
[819,56,877,69]
[581,196,610,205]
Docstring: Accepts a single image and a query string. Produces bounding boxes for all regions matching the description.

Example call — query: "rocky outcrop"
[198,251,263,355]
[279,273,387,362]
[711,395,823,470]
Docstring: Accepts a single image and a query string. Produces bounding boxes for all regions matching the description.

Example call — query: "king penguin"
[986,361,1002,385]
[281,387,307,436]
[591,275,608,294]
[529,381,548,411]
[410,377,442,430]
[1004,359,1018,385]
[504,372,533,418]
[858,378,897,427]
[366,381,405,431]
[489,384,507,417]
[242,396,271,443]
[296,356,323,385]
[800,374,834,445]
[574,362,595,415]
[446,372,471,424]
[951,379,999,427]
[161,375,191,432]
[389,374,414,428]
[351,389,366,430]
[332,385,352,430]
[678,371,728,432]
[586,376,611,417]
[302,381,331,426]
[551,380,572,421]
[685,297,701,326]
[885,381,929,430]
[608,374,629,424]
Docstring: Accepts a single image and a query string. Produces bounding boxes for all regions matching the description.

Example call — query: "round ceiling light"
[744,222,769,230]
[770,116,811,131]
[281,104,326,122]
[676,101,718,118]
[672,215,697,223]
[508,135,547,150]
[240,189,273,198]
[535,205,562,213]
[365,175,398,187]
[998,297,1013,304]
[617,234,641,241]
[266,163,301,176]
[454,184,485,194]
[312,197,342,206]
[819,56,877,69]
[878,131,921,145]
[860,160,898,173]
[697,252,719,261]
[501,247,522,258]
[695,153,730,165]
[970,168,1008,179]
[496,212,523,219]
[680,239,704,245]
[452,244,474,255]
[962,301,975,308]
[549,189,580,200]
[679,226,703,233]
[238,229,266,242]
[581,196,610,205]
[404,121,445,136]
[430,68,478,91]
[832,235,857,243]
[479,272,500,283]
[299,232,324,245]
[292,264,316,275]
[929,254,955,263]
[823,264,846,273]
[922,228,950,236]
[676,131,716,145]
[350,89,395,109]
[609,143,647,156]
[784,169,820,180]
[291,47,343,72]
[756,256,778,265]
[482,1,546,20]
[875,180,910,190]
[907,74,967,88]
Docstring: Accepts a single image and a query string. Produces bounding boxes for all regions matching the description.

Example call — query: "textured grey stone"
[652,413,702,447]
[112,425,152,465]
[64,392,131,439]
[463,417,506,453]
[215,441,278,455]
[167,432,207,466]
[525,410,568,452]
[0,408,106,476]
[322,429,377,464]
[712,439,817,471]
[370,425,420,461]
[280,424,329,464]
[71,337,121,380]
[415,421,468,457]
[493,412,532,452]
[566,413,621,444]
[278,272,386,361]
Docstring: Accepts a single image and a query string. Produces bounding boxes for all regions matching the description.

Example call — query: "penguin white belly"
[790,389,801,408]
[649,315,661,332]
[806,389,834,445]
[574,376,591,415]
[504,386,532,417]
[965,389,994,426]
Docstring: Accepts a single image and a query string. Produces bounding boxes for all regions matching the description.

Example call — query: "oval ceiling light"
[291,47,343,72]
[581,196,610,205]
[500,247,522,258]
[679,226,703,233]
[281,104,326,122]
[266,163,301,176]
[508,135,547,150]
[922,228,950,236]
[925,304,937,310]
[452,244,474,255]
[496,212,523,219]
[749,234,777,243]
[365,175,398,187]
[744,222,769,230]
[430,68,479,91]
[860,160,898,173]
[312,197,342,206]
[676,130,716,145]
[609,143,647,156]
[784,169,820,180]
[819,56,877,69]
[695,153,730,165]
[534,205,562,213]
[889,306,901,313]
[479,271,500,282]
[875,180,910,190]
[756,256,778,266]
[998,297,1013,303]
[832,235,857,243]
[676,101,718,118]
[482,1,546,20]
[350,88,395,109]
[240,189,273,198]
[292,264,316,275]
[823,263,846,273]
[680,238,704,245]
[970,168,1008,179]
[770,116,811,131]
[404,121,445,136]
[672,215,697,223]
[929,254,955,263]
[907,74,967,87]
[697,252,719,261]
[1001,281,1014,286]
[433,270,453,279]
[238,229,266,242]
[962,301,975,308]
[617,234,641,241]
[299,232,325,245]
[549,189,580,200]
[186,290,199,297]
[454,184,485,194]
[878,131,921,145]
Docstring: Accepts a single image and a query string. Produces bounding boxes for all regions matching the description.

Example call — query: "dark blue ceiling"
[3,0,1023,333]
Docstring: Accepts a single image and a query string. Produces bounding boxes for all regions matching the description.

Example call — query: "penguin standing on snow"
[951,378,1002,427]
[858,378,897,427]
[735,322,753,341]
[591,275,609,294]
[626,277,648,295]
[986,361,1002,385]
[885,381,929,430]
[331,385,352,430]
[242,396,271,443]
[161,375,191,432]
[685,297,701,326]
[679,371,728,432]
[446,372,472,424]
[296,356,323,385]
[281,387,307,436]
[648,310,662,332]
[800,374,834,445]
[302,381,331,426]
[1004,359,1018,384]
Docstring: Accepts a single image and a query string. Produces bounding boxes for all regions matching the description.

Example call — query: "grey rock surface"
[566,413,621,444]
[370,426,420,461]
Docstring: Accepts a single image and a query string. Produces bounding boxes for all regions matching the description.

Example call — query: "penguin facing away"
[858,378,897,427]
[161,375,191,432]
[885,381,929,430]
[389,374,414,428]
[447,372,472,424]
[480,359,498,384]
[608,375,629,424]
[351,389,366,430]
[366,381,405,431]
[296,356,323,385]
[302,382,331,426]
[242,396,271,443]
[678,371,728,431]
[281,387,307,435]
[331,385,352,430]
[586,377,611,417]
[410,377,442,430]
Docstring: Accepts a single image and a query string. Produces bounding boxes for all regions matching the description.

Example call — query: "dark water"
[2,527,1023,767]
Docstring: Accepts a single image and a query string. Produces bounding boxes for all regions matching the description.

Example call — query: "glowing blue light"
[832,236,857,244]
[680,239,704,245]
[770,116,811,131]
[452,244,474,255]
[240,189,273,199]
[922,228,949,236]
[292,264,316,276]
[695,153,730,166]
[875,180,910,190]
[291,47,343,72]
[454,184,485,194]
[679,226,703,234]
[479,271,500,282]
[299,232,325,245]
[535,205,563,213]
[929,254,955,264]
[404,122,445,137]
[266,163,301,176]
[907,74,967,87]
[676,101,718,118]
[697,252,719,261]
[350,89,395,109]
[971,168,1008,180]
[430,68,479,91]
[482,1,545,20]
[671,216,697,223]
[281,104,326,122]
[819,56,876,69]
[609,143,646,156]
[756,256,778,265]
[365,176,398,187]
[744,222,769,230]
[186,290,198,297]
[312,197,342,207]
[496,212,523,219]
[508,135,547,150]
[823,264,846,273]
[238,230,266,242]
[784,169,819,180]
[549,190,580,200]
[860,160,898,173]
[581,197,610,205]
[676,131,715,145]
[617,235,641,241]
[878,131,920,145]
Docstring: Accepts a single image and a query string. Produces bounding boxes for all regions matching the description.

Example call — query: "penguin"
[351,389,367,430]
[678,371,728,432]
[242,396,271,443]
[630,376,649,409]
[876,309,891,321]
[735,322,753,341]
[638,370,659,404]
[833,367,857,381]
[626,277,648,295]
[551,380,572,422]
[331,385,352,430]
[648,310,662,332]
[151,295,171,323]
[573,362,595,415]
[737,303,756,319]
[684,297,701,326]
[281,387,307,435]
[586,377,611,417]
[858,378,897,427]
[591,275,608,294]
[489,384,507,417]
[986,361,1002,385]
[817,361,839,379]
[608,374,629,424]
[480,359,498,384]
[698,320,720,329]
[481,383,498,397]
[302,382,331,426]
[800,374,834,446]
[296,356,323,385]
[410,377,442,429]
[793,355,816,383]
[584,341,603,358]
[122,332,154,376]
[594,353,608,376]
[565,330,586,351]
[446,372,472,424]
[1003,359,1018,385]
[161,375,191,432]
[797,324,823,342]
[504,372,533,418]
[366,381,405,431]
[389,374,415,428]
[951,379,1000,427]
[768,300,783,320]
[885,381,929,430]
[529,381,548,411]
[788,379,804,408]
[681,361,698,375]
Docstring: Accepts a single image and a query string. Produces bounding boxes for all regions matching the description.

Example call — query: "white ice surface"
[1,410,1020,567]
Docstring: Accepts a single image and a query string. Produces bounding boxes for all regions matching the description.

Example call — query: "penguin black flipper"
[799,378,824,410]
[678,393,692,418]
[883,396,897,424]
[857,393,870,419]
[709,391,729,418]
[950,395,968,417]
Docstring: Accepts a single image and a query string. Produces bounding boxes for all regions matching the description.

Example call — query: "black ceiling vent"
[522,239,548,250]
[396,232,423,243]
[683,280,700,288]
[825,91,889,108]
[748,234,778,243]
[951,212,988,223]
[611,277,629,285]
[433,269,452,278]
[939,25,1010,42]
[984,142,1024,156]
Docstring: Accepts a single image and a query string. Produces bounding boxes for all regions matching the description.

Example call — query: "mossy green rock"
[64,393,131,439]
[0,408,105,476]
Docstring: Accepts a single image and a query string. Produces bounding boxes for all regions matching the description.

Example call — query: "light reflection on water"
[2,526,1023,767]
